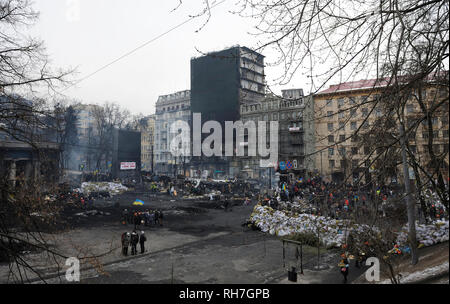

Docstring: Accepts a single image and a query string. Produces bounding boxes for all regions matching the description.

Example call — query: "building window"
[443,130,449,138]
[350,109,357,117]
[326,99,333,107]
[327,111,334,117]
[433,145,441,153]
[339,135,346,142]
[410,145,416,154]
[362,108,369,116]
[406,104,414,113]
[338,99,344,108]
[328,135,334,143]
[338,112,345,119]
[351,122,357,130]
[364,146,370,155]
[328,123,334,131]
[329,160,335,169]
[352,147,359,155]
[338,147,346,156]
[328,148,334,156]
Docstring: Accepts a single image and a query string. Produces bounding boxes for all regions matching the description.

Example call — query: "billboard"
[120,162,136,170]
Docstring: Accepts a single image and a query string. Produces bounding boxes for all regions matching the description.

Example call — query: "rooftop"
[316,71,449,95]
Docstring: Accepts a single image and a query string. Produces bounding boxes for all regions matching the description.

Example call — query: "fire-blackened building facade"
[112,129,141,182]
[190,46,266,179]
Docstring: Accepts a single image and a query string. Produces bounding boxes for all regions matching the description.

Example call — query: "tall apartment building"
[139,115,155,173]
[240,89,315,183]
[314,77,449,184]
[190,45,266,179]
[154,90,191,176]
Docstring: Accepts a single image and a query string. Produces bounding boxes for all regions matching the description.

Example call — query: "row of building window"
[157,104,189,113]
[325,88,448,108]
[244,111,303,122]
[327,143,449,158]
[242,100,304,113]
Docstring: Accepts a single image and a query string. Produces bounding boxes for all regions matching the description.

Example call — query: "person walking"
[122,209,129,225]
[154,210,160,226]
[121,232,130,256]
[130,230,139,255]
[158,210,164,226]
[139,231,147,254]
[339,254,350,283]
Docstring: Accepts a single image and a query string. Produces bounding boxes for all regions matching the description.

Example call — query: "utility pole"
[400,124,418,265]
[320,150,323,176]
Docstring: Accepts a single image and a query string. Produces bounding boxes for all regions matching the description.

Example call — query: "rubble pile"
[75,182,128,196]
[249,205,354,247]
[396,220,449,247]
[249,205,449,249]
[74,210,111,217]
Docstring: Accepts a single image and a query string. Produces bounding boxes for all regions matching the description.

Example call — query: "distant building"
[154,90,191,176]
[314,76,449,184]
[0,95,61,186]
[139,115,155,173]
[240,89,315,183]
[190,45,266,179]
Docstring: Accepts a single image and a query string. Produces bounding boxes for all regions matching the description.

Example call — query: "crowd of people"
[259,177,415,220]
[121,209,164,229]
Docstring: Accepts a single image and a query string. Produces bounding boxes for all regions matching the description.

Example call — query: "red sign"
[120,162,136,170]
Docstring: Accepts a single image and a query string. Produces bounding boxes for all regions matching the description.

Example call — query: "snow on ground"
[75,182,128,196]
[379,262,449,284]
[249,205,449,249]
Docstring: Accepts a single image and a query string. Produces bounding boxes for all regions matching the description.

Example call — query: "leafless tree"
[0,0,114,283]
[89,102,129,176]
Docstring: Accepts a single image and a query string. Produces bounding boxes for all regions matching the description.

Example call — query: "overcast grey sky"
[30,0,310,115]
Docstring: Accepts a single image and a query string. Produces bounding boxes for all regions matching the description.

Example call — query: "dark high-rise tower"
[190,46,265,179]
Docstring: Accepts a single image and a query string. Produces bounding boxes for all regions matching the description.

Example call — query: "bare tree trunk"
[400,124,418,265]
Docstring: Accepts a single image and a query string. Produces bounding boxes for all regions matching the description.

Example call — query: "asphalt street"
[61,194,367,284]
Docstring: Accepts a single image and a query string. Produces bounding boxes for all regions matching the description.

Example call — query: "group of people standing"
[121,209,164,229]
[121,230,147,256]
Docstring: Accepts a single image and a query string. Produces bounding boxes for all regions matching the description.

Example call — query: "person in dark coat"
[139,231,147,254]
[339,254,350,283]
[121,209,129,225]
[121,232,130,256]
[130,230,139,255]
[158,210,164,226]
[154,210,160,226]
[133,212,140,230]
